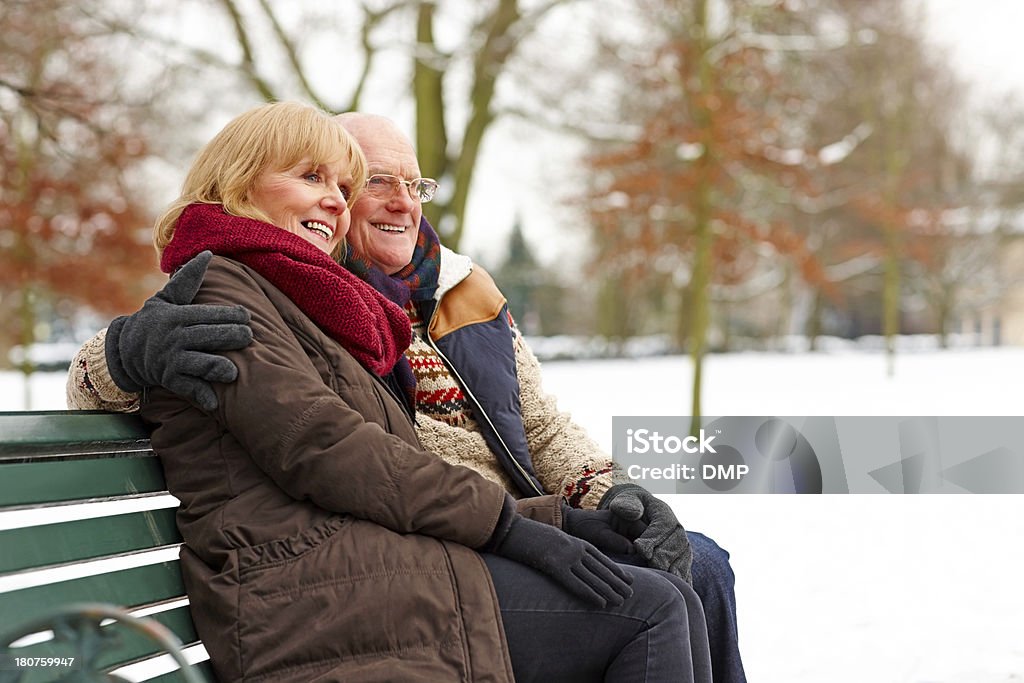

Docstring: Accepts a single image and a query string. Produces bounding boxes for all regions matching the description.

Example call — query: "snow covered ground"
[3,347,1023,682]
[543,348,1024,683]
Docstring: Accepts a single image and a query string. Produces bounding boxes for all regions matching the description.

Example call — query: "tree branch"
[446,0,525,246]
[351,1,412,112]
[513,0,578,40]
[88,12,240,73]
[414,0,449,186]
[255,0,330,110]
[497,104,642,143]
[216,0,277,102]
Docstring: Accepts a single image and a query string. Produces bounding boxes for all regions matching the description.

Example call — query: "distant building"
[947,207,1024,346]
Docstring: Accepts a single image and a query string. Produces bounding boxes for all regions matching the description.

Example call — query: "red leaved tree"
[1,0,162,402]
[584,0,829,427]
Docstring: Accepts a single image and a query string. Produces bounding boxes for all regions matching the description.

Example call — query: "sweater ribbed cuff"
[596,483,646,511]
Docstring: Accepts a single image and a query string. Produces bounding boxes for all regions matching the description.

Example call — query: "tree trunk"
[18,286,36,410]
[414,0,448,221]
[882,230,902,375]
[806,289,824,352]
[688,0,713,436]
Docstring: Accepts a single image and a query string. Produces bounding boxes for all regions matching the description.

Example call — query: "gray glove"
[562,503,647,557]
[105,251,253,411]
[599,483,692,583]
[494,514,634,607]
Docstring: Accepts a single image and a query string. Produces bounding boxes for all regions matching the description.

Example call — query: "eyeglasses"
[363,174,439,203]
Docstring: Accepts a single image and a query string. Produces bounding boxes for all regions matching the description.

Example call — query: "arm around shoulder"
[65,328,141,412]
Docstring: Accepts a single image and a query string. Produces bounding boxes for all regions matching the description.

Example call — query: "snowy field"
[3,347,1023,682]
[543,348,1024,683]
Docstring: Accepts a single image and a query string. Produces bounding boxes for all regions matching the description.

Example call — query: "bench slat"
[5,605,201,672]
[0,456,167,506]
[0,508,181,574]
[0,562,187,624]
[0,411,150,447]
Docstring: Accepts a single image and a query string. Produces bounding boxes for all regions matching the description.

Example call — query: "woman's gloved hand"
[599,483,693,583]
[493,514,634,607]
[562,504,647,556]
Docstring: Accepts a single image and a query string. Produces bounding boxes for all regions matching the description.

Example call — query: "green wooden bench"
[0,411,214,682]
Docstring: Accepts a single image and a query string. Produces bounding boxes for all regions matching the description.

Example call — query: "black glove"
[494,514,634,607]
[105,251,253,411]
[562,504,647,557]
[599,483,692,583]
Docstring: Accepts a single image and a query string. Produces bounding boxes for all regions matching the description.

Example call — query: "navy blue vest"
[418,298,546,498]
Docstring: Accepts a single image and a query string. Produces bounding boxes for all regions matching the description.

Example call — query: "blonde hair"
[154,101,366,260]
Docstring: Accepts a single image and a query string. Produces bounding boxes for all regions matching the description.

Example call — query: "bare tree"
[119,0,581,250]
[582,0,834,427]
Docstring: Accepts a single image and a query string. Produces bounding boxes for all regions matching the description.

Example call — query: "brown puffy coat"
[142,257,554,682]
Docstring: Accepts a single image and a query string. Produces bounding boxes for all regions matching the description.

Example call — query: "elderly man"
[67,112,745,683]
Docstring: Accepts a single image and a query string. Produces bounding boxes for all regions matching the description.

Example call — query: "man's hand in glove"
[105,251,253,411]
[562,504,648,557]
[493,514,634,608]
[599,483,693,583]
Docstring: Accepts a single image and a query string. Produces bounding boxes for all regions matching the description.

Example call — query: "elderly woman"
[125,101,708,683]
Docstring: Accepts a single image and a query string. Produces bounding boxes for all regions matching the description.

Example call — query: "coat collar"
[435,245,474,300]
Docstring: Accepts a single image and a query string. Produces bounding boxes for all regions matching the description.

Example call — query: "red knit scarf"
[161,203,411,376]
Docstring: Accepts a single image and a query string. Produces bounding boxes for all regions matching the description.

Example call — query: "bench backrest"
[0,411,214,682]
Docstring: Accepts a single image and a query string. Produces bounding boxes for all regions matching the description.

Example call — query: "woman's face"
[249,159,355,255]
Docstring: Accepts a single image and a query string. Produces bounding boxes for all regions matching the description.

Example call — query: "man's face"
[347,123,423,275]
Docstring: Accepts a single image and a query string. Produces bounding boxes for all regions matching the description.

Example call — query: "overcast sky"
[921,0,1024,102]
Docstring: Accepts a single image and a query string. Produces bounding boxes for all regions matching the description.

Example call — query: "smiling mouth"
[372,223,408,234]
[302,220,334,242]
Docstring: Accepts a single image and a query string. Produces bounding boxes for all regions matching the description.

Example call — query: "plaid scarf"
[161,203,412,380]
[344,216,442,307]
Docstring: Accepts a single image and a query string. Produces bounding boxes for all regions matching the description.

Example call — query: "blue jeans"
[689,531,746,683]
[612,531,745,682]
[484,553,713,682]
